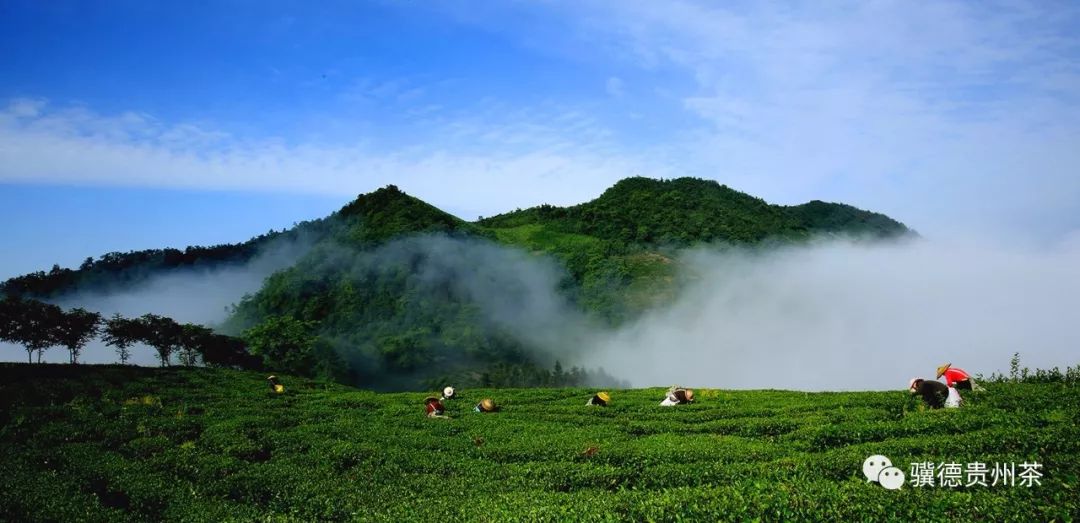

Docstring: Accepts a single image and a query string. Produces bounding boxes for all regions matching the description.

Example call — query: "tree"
[198,332,261,370]
[139,314,183,367]
[1,297,64,363]
[0,296,19,346]
[177,323,213,366]
[243,316,320,375]
[56,308,101,364]
[102,313,144,364]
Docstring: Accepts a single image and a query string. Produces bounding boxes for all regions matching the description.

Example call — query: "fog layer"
[583,237,1080,390]
[0,238,310,365]
[5,232,1078,392]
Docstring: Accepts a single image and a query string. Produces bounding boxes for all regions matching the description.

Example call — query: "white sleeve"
[660,397,677,406]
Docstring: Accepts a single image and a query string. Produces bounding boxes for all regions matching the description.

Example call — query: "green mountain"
[225,177,910,389]
[3,177,910,389]
[482,177,806,243]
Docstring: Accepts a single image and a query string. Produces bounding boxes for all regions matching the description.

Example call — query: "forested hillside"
[3,178,910,389]
[0,225,326,299]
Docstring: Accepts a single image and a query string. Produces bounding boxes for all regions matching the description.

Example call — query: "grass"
[1,363,1077,521]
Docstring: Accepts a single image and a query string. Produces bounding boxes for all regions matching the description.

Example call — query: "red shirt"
[942,367,971,386]
[425,400,445,415]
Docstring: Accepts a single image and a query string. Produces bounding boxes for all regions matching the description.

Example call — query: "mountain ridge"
[3,177,912,389]
[2,176,909,300]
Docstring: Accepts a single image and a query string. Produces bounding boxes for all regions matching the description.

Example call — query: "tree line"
[0,295,260,369]
[0,235,282,299]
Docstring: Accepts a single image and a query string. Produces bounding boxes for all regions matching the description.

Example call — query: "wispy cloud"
[0,98,666,219]
[2,1,1078,240]
[521,0,1080,239]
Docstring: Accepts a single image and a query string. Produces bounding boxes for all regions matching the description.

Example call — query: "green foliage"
[137,313,186,367]
[984,352,1080,385]
[480,177,910,246]
[1,364,1076,521]
[227,236,552,389]
[0,295,64,363]
[431,361,629,390]
[189,330,262,371]
[0,295,23,349]
[242,316,324,376]
[785,200,912,238]
[0,231,295,299]
[102,313,145,364]
[55,308,101,364]
[334,184,484,244]
[97,312,259,370]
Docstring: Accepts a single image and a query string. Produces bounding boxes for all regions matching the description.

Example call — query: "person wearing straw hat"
[267,375,284,394]
[441,386,456,401]
[474,398,498,413]
[587,391,611,406]
[425,396,448,418]
[937,363,982,391]
[909,378,960,409]
[660,386,694,406]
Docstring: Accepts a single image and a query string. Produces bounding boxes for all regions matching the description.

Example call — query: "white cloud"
[533,1,1080,240]
[0,98,669,220]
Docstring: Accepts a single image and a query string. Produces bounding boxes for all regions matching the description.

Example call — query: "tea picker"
[474,398,499,413]
[587,391,611,406]
[937,363,984,391]
[441,386,456,401]
[267,375,284,394]
[425,396,448,418]
[909,378,961,409]
[660,386,694,406]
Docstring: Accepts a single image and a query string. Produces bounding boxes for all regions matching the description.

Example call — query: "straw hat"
[424,396,440,405]
[480,398,495,412]
[684,389,694,402]
[597,391,611,403]
[936,363,952,378]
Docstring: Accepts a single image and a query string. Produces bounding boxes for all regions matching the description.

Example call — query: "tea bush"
[0,363,1077,521]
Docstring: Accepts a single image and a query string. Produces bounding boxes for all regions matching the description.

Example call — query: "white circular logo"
[878,466,906,490]
[863,455,893,482]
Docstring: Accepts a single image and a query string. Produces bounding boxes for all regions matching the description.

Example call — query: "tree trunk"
[26,349,32,364]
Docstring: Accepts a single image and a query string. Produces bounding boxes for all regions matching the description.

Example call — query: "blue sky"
[2,0,1079,279]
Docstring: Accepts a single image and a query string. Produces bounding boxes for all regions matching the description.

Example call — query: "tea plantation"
[1,363,1077,521]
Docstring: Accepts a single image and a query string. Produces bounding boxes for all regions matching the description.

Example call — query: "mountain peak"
[597,176,735,200]
[336,185,474,243]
